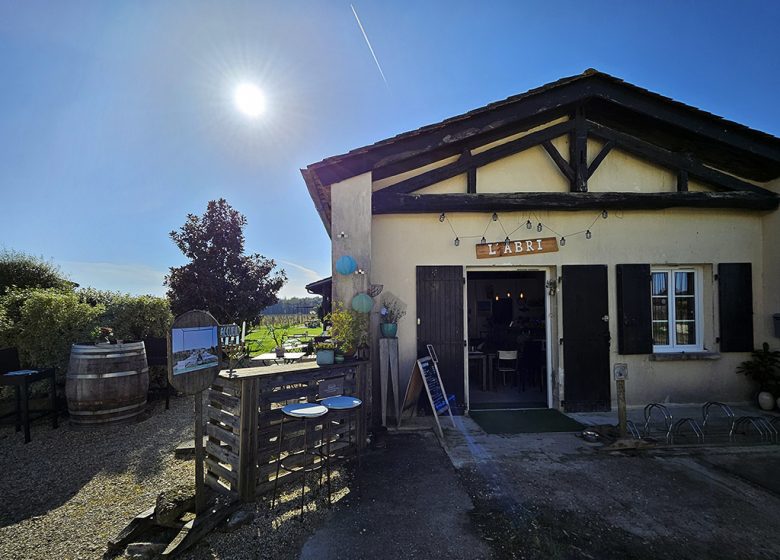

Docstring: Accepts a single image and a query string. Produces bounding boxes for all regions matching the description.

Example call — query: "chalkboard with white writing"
[399,353,456,438]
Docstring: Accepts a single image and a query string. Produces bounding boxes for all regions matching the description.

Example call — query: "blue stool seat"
[272,402,332,517]
[282,402,329,418]
[320,396,362,411]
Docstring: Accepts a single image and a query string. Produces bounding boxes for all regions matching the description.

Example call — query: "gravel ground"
[0,396,345,560]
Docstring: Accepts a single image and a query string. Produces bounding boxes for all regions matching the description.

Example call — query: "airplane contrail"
[351,4,388,86]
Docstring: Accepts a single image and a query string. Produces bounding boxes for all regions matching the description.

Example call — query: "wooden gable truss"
[372,102,778,215]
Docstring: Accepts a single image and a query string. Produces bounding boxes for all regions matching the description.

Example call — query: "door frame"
[463,265,556,412]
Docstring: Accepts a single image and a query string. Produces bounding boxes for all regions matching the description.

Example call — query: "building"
[302,69,780,414]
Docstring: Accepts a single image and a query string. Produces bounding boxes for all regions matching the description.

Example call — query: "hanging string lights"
[438,209,610,248]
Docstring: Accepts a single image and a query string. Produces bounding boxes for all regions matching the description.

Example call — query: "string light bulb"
[537,223,543,232]
[602,210,608,219]
[439,212,446,222]
[454,237,460,246]
[526,220,532,229]
[586,230,592,240]
[480,236,486,244]
[492,212,498,221]
[505,236,510,243]
[560,237,566,246]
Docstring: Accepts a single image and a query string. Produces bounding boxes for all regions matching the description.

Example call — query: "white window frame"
[651,266,703,353]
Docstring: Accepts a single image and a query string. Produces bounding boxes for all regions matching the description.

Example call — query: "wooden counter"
[205,360,371,501]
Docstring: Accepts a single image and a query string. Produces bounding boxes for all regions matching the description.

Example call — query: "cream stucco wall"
[761,178,780,351]
[370,209,766,409]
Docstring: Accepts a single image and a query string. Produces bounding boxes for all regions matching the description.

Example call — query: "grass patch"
[244,324,322,355]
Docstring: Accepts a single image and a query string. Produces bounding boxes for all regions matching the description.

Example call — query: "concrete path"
[443,414,780,560]
[299,431,490,560]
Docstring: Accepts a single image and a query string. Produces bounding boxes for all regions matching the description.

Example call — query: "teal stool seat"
[321,395,363,488]
[320,396,362,411]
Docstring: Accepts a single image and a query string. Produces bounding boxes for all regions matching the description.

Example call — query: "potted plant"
[379,291,407,338]
[327,302,368,358]
[737,342,780,410]
[314,340,336,366]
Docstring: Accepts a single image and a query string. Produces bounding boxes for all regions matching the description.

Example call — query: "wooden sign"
[476,237,558,259]
[168,310,222,396]
[399,354,455,438]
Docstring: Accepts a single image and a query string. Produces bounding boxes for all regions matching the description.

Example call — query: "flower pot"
[335,354,345,364]
[758,391,775,411]
[275,347,285,358]
[316,349,334,366]
[380,323,398,338]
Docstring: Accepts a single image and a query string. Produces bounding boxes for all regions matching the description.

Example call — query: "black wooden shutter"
[416,266,464,409]
[616,264,652,354]
[718,263,754,352]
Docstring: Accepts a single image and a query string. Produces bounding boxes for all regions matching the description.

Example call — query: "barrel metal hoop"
[68,368,148,380]
[68,401,147,416]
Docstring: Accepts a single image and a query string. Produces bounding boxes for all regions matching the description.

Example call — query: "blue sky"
[1,1,779,297]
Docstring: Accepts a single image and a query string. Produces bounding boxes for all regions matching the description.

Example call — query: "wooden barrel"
[66,342,149,428]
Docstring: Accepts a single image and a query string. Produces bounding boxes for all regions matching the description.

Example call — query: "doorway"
[466,270,548,410]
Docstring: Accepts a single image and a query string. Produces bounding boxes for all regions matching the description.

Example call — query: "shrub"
[106,294,173,340]
[15,290,104,381]
[0,249,72,295]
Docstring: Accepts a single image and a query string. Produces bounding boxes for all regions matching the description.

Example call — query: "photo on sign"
[172,326,219,375]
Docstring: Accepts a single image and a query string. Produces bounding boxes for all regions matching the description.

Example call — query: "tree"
[165,198,286,324]
[0,249,73,295]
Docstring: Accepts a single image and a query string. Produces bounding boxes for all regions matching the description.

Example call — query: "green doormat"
[470,409,585,434]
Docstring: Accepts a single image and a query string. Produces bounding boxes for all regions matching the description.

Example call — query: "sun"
[233,82,266,118]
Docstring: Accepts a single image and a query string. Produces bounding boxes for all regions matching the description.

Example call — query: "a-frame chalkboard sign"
[399,345,456,438]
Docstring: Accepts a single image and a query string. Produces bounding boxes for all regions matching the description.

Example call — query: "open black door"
[562,265,611,412]
[417,266,464,410]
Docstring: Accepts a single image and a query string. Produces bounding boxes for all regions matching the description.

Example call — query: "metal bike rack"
[626,420,641,440]
[670,417,704,444]
[733,416,778,443]
[643,403,673,442]
[702,401,736,442]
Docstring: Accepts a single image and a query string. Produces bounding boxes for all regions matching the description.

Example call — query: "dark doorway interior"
[467,270,547,410]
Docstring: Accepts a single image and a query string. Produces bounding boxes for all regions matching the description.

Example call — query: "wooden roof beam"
[372,191,778,214]
[379,120,574,195]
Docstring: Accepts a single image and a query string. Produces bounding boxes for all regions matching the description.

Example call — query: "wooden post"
[237,377,259,502]
[379,338,399,427]
[616,379,627,438]
[194,393,205,514]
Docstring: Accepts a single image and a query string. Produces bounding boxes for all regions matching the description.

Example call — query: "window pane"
[675,297,695,321]
[652,272,668,296]
[675,272,695,296]
[652,322,669,345]
[675,321,696,345]
[652,297,668,321]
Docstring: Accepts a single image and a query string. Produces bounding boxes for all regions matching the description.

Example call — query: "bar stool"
[271,402,332,517]
[320,396,363,483]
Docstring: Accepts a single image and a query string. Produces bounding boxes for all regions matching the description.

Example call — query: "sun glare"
[234,82,266,118]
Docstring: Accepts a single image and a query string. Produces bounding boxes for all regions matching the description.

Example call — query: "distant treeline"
[262,296,322,316]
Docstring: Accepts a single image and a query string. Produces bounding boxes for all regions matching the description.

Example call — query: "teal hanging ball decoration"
[336,255,357,275]
[351,293,374,313]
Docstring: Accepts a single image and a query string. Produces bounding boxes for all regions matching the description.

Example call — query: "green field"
[244,323,322,355]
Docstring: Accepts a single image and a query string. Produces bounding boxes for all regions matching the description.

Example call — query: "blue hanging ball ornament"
[351,292,374,313]
[336,255,357,275]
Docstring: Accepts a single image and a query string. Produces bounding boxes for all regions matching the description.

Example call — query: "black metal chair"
[142,337,170,409]
[0,347,58,443]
